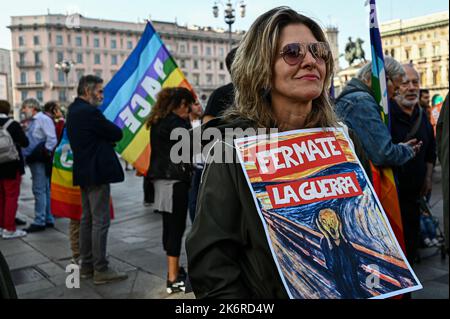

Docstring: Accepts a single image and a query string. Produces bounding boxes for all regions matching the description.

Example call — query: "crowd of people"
[0,6,448,298]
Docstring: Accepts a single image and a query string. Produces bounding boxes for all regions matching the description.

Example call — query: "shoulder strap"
[1,119,14,130]
[404,107,423,142]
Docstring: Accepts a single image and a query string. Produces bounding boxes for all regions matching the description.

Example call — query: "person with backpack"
[0,100,29,239]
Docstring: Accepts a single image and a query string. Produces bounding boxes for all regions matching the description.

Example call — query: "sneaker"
[93,268,128,285]
[424,238,432,247]
[431,238,441,247]
[2,229,27,239]
[80,266,94,279]
[46,222,55,228]
[166,275,186,294]
[24,224,46,233]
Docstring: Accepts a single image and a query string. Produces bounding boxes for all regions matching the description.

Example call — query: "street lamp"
[213,0,246,50]
[54,60,75,104]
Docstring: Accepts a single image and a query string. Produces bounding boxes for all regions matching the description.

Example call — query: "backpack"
[0,119,20,164]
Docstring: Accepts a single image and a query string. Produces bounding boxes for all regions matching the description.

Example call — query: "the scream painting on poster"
[234,128,422,299]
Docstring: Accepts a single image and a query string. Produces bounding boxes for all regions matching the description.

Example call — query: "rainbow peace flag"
[100,21,194,175]
[368,0,405,252]
[51,21,191,216]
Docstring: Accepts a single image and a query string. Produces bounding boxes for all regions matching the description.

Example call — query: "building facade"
[380,11,449,102]
[8,13,242,116]
[0,48,13,103]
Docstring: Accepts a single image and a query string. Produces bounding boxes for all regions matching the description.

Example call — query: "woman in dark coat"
[186,7,372,299]
[146,87,194,294]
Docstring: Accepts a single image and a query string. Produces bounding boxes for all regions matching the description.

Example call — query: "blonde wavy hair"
[226,6,338,129]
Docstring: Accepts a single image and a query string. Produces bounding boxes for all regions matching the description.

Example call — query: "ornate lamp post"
[54,60,75,104]
[213,0,246,50]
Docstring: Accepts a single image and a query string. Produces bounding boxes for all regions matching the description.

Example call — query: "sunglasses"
[279,42,331,66]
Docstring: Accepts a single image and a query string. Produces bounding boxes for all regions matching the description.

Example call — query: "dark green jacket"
[186,118,372,299]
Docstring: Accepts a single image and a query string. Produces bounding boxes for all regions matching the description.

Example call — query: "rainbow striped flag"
[50,128,115,220]
[367,0,405,252]
[51,21,189,217]
[50,128,83,219]
[100,21,194,175]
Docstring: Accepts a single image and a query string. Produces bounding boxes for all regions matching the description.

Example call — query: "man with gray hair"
[66,75,127,285]
[21,98,57,233]
[335,56,421,167]
[391,64,436,262]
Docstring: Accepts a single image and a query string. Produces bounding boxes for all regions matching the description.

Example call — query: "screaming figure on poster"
[316,209,370,298]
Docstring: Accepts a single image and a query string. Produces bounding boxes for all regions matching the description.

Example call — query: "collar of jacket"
[340,77,375,100]
[391,99,420,124]
[73,97,96,108]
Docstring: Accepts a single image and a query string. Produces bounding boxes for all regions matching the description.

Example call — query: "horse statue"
[345,37,367,66]
[355,38,367,63]
[344,37,357,66]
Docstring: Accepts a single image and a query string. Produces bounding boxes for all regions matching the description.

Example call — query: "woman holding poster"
[187,4,423,298]
[186,7,382,299]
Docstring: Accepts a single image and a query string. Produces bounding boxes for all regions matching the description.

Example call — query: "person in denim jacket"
[335,57,421,167]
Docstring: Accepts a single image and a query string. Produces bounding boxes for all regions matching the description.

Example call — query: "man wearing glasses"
[391,64,437,263]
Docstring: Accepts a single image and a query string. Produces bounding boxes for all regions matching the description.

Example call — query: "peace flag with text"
[100,21,195,175]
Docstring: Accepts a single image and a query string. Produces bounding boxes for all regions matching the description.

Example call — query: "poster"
[234,127,422,299]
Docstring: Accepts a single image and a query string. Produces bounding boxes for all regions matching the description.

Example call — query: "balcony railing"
[16,61,43,68]
[15,82,45,89]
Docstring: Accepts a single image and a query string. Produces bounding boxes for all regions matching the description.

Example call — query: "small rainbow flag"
[50,128,83,219]
[367,0,405,252]
[50,128,115,219]
[100,21,194,175]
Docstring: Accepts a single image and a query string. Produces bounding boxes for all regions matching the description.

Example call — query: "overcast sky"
[1,0,448,67]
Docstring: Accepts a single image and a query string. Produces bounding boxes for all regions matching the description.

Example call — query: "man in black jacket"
[66,75,127,285]
[391,64,436,264]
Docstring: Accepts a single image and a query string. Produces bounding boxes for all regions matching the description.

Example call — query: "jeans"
[420,215,437,240]
[80,184,111,272]
[29,162,54,226]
